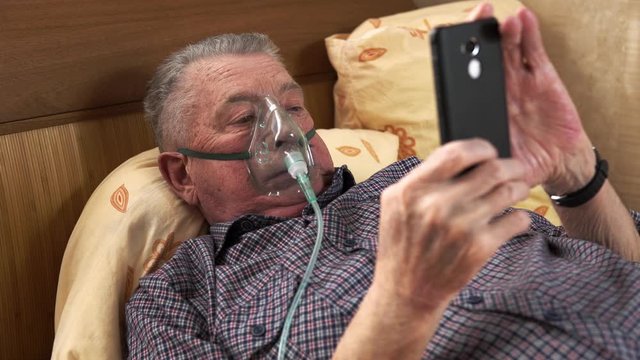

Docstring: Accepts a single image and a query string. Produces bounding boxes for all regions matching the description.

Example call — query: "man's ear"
[158,152,199,206]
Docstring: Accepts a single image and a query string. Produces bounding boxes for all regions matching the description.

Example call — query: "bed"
[0,0,637,358]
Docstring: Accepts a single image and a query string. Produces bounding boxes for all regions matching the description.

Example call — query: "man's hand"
[374,139,530,310]
[333,140,530,359]
[470,4,640,260]
[471,4,594,195]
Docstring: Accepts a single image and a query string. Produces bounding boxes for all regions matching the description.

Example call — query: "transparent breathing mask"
[177,95,318,197]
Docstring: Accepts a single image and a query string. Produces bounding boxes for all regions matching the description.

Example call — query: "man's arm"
[333,139,531,359]
[497,8,640,260]
[551,180,640,261]
[333,281,450,359]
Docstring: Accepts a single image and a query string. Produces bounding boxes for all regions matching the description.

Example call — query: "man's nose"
[272,110,300,148]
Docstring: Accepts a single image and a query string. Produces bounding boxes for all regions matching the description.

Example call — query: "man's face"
[170,53,334,223]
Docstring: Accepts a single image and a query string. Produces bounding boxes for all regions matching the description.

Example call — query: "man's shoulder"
[137,235,216,292]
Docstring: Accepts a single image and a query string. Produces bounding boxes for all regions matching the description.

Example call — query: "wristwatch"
[549,148,609,208]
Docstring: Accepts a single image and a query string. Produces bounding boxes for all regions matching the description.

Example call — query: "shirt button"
[344,238,356,247]
[251,324,266,337]
[241,220,254,232]
[544,309,562,322]
[467,295,484,305]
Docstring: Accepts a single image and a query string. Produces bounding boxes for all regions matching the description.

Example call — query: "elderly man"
[126,3,640,359]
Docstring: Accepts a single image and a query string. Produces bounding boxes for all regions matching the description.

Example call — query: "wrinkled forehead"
[181,54,299,103]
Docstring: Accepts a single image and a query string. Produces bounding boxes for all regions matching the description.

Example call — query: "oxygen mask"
[247,96,317,197]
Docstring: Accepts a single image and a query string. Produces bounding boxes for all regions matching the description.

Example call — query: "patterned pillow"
[317,128,399,183]
[325,0,560,225]
[53,148,208,359]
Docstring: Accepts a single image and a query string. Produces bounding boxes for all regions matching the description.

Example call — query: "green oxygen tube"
[277,151,325,360]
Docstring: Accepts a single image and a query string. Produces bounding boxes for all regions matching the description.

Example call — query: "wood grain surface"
[0,0,414,125]
[0,113,155,359]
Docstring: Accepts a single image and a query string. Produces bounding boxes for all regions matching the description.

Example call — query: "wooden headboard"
[0,1,416,358]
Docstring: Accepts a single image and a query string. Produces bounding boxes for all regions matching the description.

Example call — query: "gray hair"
[144,33,282,151]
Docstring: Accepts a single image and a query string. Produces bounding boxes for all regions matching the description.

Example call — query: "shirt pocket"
[324,202,380,254]
[215,266,307,359]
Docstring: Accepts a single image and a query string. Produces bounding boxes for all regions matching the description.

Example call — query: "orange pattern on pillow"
[383,125,416,159]
[401,27,429,39]
[316,129,399,183]
[361,139,380,163]
[110,184,129,213]
[358,48,387,62]
[369,18,382,28]
[54,148,208,359]
[534,206,549,217]
[337,146,362,157]
[142,232,186,276]
[326,0,524,160]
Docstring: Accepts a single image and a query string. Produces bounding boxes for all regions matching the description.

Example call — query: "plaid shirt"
[126,157,640,359]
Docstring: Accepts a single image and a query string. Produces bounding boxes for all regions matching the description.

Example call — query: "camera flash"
[468,58,481,79]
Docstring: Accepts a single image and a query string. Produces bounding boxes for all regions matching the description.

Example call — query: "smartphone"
[430,17,511,158]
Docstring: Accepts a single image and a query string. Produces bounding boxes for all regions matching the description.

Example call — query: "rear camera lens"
[463,37,480,56]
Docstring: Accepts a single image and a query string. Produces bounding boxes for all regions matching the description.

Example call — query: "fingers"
[408,139,498,183]
[500,12,524,70]
[451,158,526,201]
[468,4,548,75]
[501,7,550,73]
[400,143,529,236]
[518,8,549,69]
[463,180,530,225]
[438,161,529,229]
[467,2,494,22]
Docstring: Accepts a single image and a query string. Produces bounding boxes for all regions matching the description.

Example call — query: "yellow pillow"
[325,0,560,225]
[53,148,208,359]
[515,185,560,225]
[318,128,399,183]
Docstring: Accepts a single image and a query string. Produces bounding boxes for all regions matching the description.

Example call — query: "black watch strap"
[549,148,608,208]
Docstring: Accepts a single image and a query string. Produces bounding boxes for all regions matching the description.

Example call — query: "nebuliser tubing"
[277,151,324,360]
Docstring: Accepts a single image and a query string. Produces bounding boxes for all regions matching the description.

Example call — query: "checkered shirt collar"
[208,165,355,255]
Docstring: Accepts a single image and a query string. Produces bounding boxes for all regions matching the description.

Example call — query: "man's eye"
[235,114,255,124]
[286,106,305,115]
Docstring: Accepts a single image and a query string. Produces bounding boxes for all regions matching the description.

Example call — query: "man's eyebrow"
[280,81,302,94]
[227,92,260,104]
[225,82,303,104]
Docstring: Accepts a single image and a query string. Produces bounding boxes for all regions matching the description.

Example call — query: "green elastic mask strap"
[177,128,317,161]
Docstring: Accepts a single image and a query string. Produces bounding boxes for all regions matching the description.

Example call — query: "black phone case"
[431,18,511,158]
